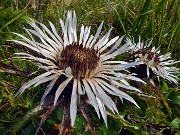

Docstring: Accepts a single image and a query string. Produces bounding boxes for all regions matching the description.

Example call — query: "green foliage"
[0,0,179,134]
[167,89,180,106]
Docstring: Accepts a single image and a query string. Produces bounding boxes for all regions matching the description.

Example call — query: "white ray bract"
[96,97,107,127]
[34,74,60,87]
[89,22,103,47]
[24,28,60,52]
[54,75,73,105]
[93,80,119,113]
[70,79,78,127]
[94,28,112,49]
[39,76,59,106]
[95,78,139,108]
[82,79,100,118]
[77,79,85,95]
[13,71,53,98]
[99,36,119,52]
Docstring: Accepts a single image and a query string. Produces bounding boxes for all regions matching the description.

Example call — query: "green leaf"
[19,123,36,135]
[21,15,37,22]
[0,99,2,104]
[47,119,57,126]
[0,10,26,31]
[75,116,85,132]
[167,90,180,105]
[170,118,180,129]
[160,81,169,92]
[26,98,33,108]
[56,109,62,120]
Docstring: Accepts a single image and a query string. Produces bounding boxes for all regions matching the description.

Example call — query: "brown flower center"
[58,42,100,79]
[132,48,159,64]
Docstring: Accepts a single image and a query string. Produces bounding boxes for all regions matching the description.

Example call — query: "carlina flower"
[127,36,179,84]
[11,11,144,128]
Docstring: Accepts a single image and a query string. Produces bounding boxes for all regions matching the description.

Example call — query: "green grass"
[0,0,180,134]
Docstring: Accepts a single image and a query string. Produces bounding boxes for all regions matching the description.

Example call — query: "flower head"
[11,11,143,127]
[127,37,179,84]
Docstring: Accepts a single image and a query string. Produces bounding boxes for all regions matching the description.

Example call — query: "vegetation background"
[0,0,179,134]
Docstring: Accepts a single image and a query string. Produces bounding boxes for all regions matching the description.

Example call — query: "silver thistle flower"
[127,37,179,84]
[11,11,143,127]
